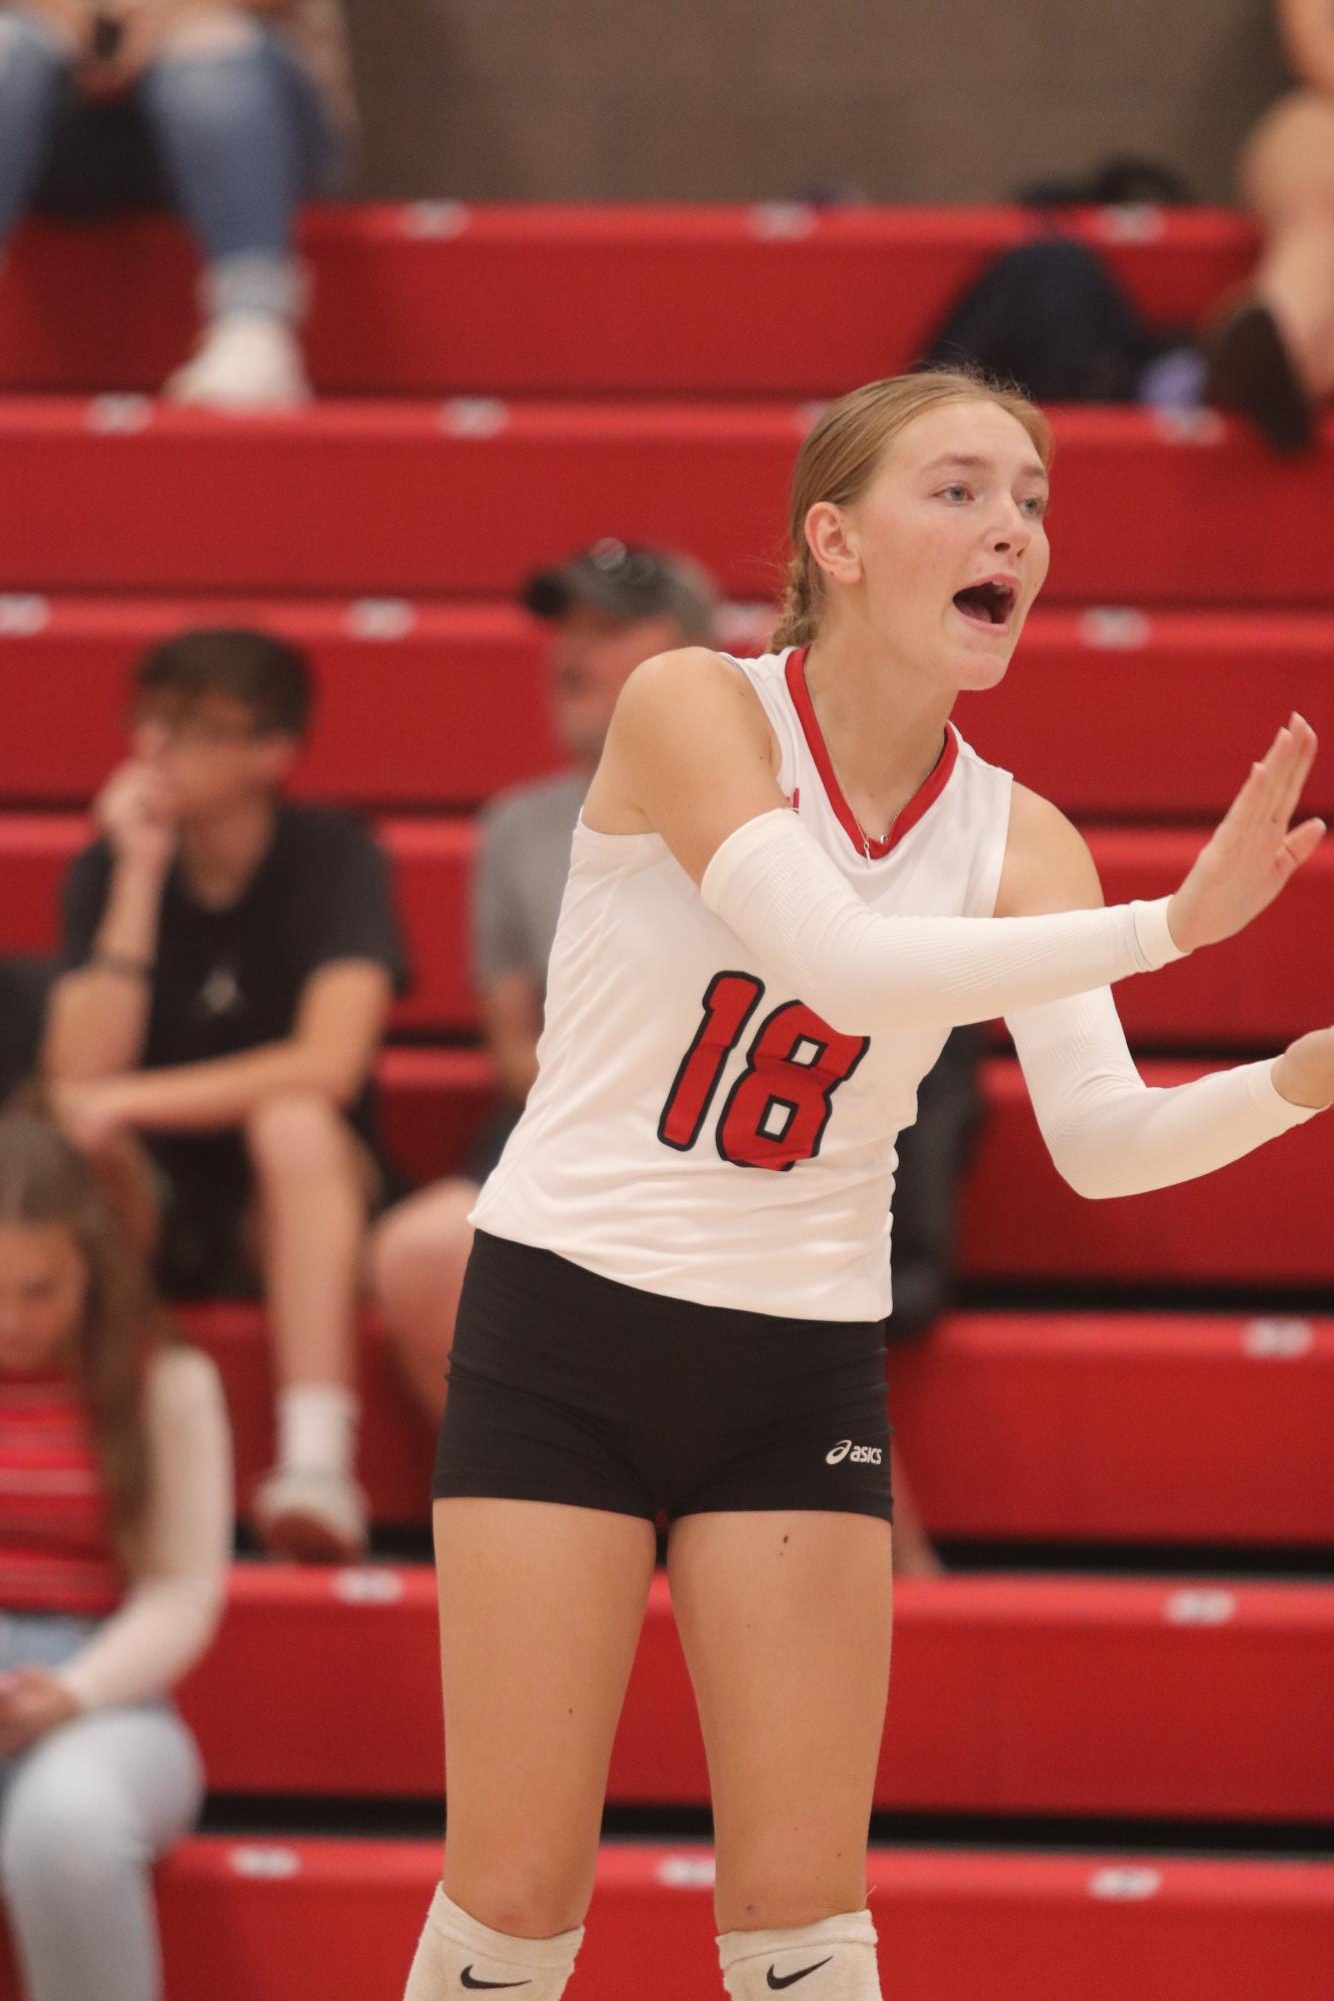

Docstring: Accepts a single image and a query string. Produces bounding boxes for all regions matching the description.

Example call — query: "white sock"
[403,1885,583,2001]
[718,1909,881,1999]
[276,1383,358,1478]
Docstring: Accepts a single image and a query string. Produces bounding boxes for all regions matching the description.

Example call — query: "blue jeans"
[0,6,344,315]
[0,1611,203,2001]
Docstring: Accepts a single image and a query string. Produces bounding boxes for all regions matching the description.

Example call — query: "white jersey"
[472,647,1014,1320]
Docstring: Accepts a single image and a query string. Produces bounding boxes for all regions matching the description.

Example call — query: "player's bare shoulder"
[618,645,773,742]
[586,646,780,840]
[995,781,1106,917]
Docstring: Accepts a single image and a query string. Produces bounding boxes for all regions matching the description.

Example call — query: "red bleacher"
[3,600,1332,818]
[3,398,1334,604]
[963,1057,1334,1287]
[188,1303,1334,1547]
[1,1837,1325,2001]
[6,813,1333,1047]
[175,1567,1334,1820]
[1,206,1331,1998]
[1,205,1256,398]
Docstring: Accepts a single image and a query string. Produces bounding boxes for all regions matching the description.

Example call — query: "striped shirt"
[0,1372,122,1615]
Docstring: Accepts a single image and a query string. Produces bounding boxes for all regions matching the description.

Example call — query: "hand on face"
[0,1670,82,1755]
[95,760,178,874]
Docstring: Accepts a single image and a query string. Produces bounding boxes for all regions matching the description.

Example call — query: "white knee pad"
[404,1885,583,2001]
[718,1909,881,1999]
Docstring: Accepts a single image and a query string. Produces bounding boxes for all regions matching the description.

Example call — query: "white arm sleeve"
[699,808,1187,1035]
[1008,985,1320,1199]
[56,1348,234,1712]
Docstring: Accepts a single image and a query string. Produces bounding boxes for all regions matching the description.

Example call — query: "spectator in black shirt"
[43,628,409,1563]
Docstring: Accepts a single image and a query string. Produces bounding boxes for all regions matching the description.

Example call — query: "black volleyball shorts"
[432,1230,894,1524]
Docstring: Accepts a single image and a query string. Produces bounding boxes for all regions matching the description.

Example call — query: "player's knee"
[245,1090,348,1185]
[407,1885,583,2001]
[448,1863,588,1942]
[717,1858,866,1935]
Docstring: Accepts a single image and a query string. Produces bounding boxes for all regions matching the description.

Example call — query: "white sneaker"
[164,313,311,411]
[253,1465,369,1563]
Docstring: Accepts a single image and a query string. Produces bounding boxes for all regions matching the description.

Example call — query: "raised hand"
[1167,715,1323,953]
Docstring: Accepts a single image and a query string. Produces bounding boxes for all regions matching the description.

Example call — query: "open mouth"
[952,580,1016,629]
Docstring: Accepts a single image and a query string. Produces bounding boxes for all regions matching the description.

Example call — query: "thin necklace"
[823,728,947,860]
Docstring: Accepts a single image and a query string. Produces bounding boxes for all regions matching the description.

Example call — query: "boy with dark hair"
[44,627,409,1562]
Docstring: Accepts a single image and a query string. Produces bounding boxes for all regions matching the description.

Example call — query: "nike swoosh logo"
[460,1971,532,1991]
[767,1958,833,1989]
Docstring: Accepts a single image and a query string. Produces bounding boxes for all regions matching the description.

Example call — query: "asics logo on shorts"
[825,1439,882,1466]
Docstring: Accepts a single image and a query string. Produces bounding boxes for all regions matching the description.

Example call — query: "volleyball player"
[404,369,1331,2001]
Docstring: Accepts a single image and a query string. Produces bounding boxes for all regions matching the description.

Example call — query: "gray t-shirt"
[471,771,588,995]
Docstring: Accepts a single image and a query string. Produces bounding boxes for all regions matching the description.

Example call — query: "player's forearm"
[701,809,1184,1037]
[98,1039,364,1132]
[1010,988,1320,1200]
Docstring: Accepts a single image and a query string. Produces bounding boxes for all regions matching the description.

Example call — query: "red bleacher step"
[5,813,1333,1048]
[963,1054,1334,1286]
[187,1303,1334,1548]
[149,1841,1334,2001]
[1,204,1256,397]
[178,1567,1334,1819]
[890,1312,1334,1546]
[3,600,1330,820]
[2,401,1332,604]
[0,1836,1323,2001]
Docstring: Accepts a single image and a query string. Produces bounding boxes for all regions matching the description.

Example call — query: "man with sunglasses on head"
[371,542,720,1418]
[43,627,409,1562]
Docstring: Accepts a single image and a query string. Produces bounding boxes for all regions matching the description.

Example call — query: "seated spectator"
[1206,0,1334,450]
[370,539,719,1407]
[0,957,53,1104]
[0,1,355,407]
[0,1098,231,2001]
[42,627,408,1562]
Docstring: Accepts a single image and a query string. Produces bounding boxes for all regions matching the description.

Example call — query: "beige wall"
[345,0,1289,205]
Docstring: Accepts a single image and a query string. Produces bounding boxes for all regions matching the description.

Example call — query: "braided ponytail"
[770,550,819,651]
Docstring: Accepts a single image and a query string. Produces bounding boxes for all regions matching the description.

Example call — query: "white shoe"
[164,314,311,411]
[253,1465,369,1563]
